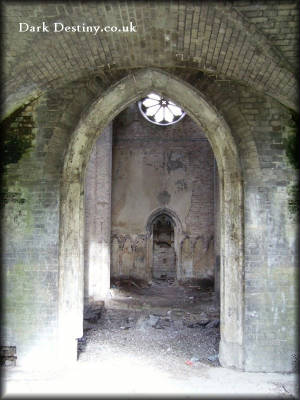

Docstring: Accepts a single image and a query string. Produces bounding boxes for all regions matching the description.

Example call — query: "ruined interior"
[1,1,298,397]
[107,104,217,286]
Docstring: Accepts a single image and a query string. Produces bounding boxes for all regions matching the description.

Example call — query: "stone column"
[84,123,112,303]
[214,159,220,299]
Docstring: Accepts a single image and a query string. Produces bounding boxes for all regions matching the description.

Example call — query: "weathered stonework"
[1,0,298,375]
[2,96,60,366]
[56,69,245,369]
[2,2,298,117]
[84,125,112,304]
[2,68,297,373]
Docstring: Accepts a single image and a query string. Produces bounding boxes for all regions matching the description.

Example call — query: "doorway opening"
[79,98,221,372]
[152,213,176,281]
[59,69,244,370]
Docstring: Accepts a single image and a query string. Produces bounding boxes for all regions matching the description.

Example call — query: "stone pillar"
[84,124,112,303]
[214,160,220,299]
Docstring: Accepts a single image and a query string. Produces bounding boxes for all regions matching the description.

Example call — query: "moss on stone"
[2,182,33,237]
[0,105,35,169]
[284,110,299,170]
[284,110,299,215]
[0,103,35,208]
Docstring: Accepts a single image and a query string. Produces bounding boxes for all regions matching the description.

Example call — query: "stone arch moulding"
[58,68,245,369]
[145,207,182,282]
[146,207,182,233]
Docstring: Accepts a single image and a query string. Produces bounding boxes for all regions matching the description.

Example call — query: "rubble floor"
[2,279,298,398]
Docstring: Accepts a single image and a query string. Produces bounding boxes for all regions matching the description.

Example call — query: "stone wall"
[1,81,98,367]
[2,96,60,366]
[240,95,298,372]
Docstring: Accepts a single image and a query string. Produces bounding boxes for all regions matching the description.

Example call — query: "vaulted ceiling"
[2,1,299,116]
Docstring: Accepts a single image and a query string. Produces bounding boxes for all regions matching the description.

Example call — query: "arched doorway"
[152,213,176,280]
[146,207,183,283]
[58,68,244,369]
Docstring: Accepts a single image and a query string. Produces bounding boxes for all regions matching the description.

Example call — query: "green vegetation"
[0,105,34,171]
[0,104,35,208]
[284,110,299,215]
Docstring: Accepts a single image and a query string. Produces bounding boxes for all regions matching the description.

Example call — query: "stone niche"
[152,213,176,280]
[84,102,219,288]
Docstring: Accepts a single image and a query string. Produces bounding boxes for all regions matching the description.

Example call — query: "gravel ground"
[78,307,221,377]
[2,280,298,397]
[79,278,221,377]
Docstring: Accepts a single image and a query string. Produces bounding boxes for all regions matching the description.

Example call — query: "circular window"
[138,93,186,126]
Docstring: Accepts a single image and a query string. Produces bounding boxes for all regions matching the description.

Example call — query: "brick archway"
[58,68,245,369]
[3,2,298,118]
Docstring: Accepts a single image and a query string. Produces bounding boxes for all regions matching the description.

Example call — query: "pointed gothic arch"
[145,207,182,282]
[58,68,245,369]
